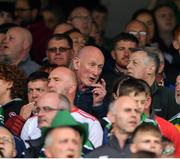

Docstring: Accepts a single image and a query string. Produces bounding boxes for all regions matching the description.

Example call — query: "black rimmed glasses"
[47,47,71,54]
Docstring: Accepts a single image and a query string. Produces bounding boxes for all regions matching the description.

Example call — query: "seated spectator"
[72,46,107,119]
[1,26,40,75]
[43,34,73,67]
[130,123,162,157]
[41,110,88,158]
[127,47,180,120]
[86,96,141,158]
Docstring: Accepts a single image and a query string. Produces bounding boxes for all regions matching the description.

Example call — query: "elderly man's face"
[45,127,82,158]
[74,49,104,88]
[1,28,24,64]
[127,51,149,80]
[0,128,16,158]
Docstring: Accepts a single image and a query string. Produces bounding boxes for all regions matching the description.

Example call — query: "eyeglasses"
[129,31,147,36]
[33,106,63,115]
[15,8,32,12]
[0,137,13,144]
[71,16,92,22]
[47,47,71,53]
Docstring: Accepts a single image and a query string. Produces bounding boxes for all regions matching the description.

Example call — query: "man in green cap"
[42,110,88,158]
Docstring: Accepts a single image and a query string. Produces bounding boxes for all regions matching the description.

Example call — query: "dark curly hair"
[0,64,27,100]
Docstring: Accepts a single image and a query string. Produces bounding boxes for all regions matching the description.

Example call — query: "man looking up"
[1,26,40,75]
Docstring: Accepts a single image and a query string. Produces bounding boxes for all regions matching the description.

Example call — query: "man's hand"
[92,79,107,106]
[20,102,35,120]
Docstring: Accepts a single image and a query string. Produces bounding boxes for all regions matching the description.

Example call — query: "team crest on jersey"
[9,112,16,117]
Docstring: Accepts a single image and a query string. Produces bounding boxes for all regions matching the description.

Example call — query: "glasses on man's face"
[33,106,63,115]
[47,47,71,54]
[0,136,13,144]
[129,31,147,36]
[15,8,32,12]
[71,16,92,22]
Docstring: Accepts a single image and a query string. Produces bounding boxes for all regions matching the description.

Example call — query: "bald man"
[2,26,40,75]
[48,67,103,148]
[72,45,107,119]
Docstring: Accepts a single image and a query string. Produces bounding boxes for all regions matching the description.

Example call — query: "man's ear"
[147,64,155,75]
[144,96,152,111]
[107,112,115,124]
[130,143,138,154]
[172,40,180,50]
[12,149,17,157]
[73,57,80,71]
[111,50,116,60]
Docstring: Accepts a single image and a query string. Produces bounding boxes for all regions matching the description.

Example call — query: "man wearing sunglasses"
[43,34,73,67]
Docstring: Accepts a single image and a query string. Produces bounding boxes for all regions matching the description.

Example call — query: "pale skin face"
[127,51,149,80]
[37,93,61,128]
[73,47,104,88]
[175,75,180,104]
[128,91,148,113]
[47,39,73,66]
[69,7,92,36]
[28,80,48,103]
[73,46,106,105]
[111,40,137,70]
[1,28,25,65]
[125,21,147,47]
[131,132,162,157]
[44,127,82,158]
[154,6,176,33]
[0,128,16,158]
[48,68,73,95]
[108,96,141,134]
